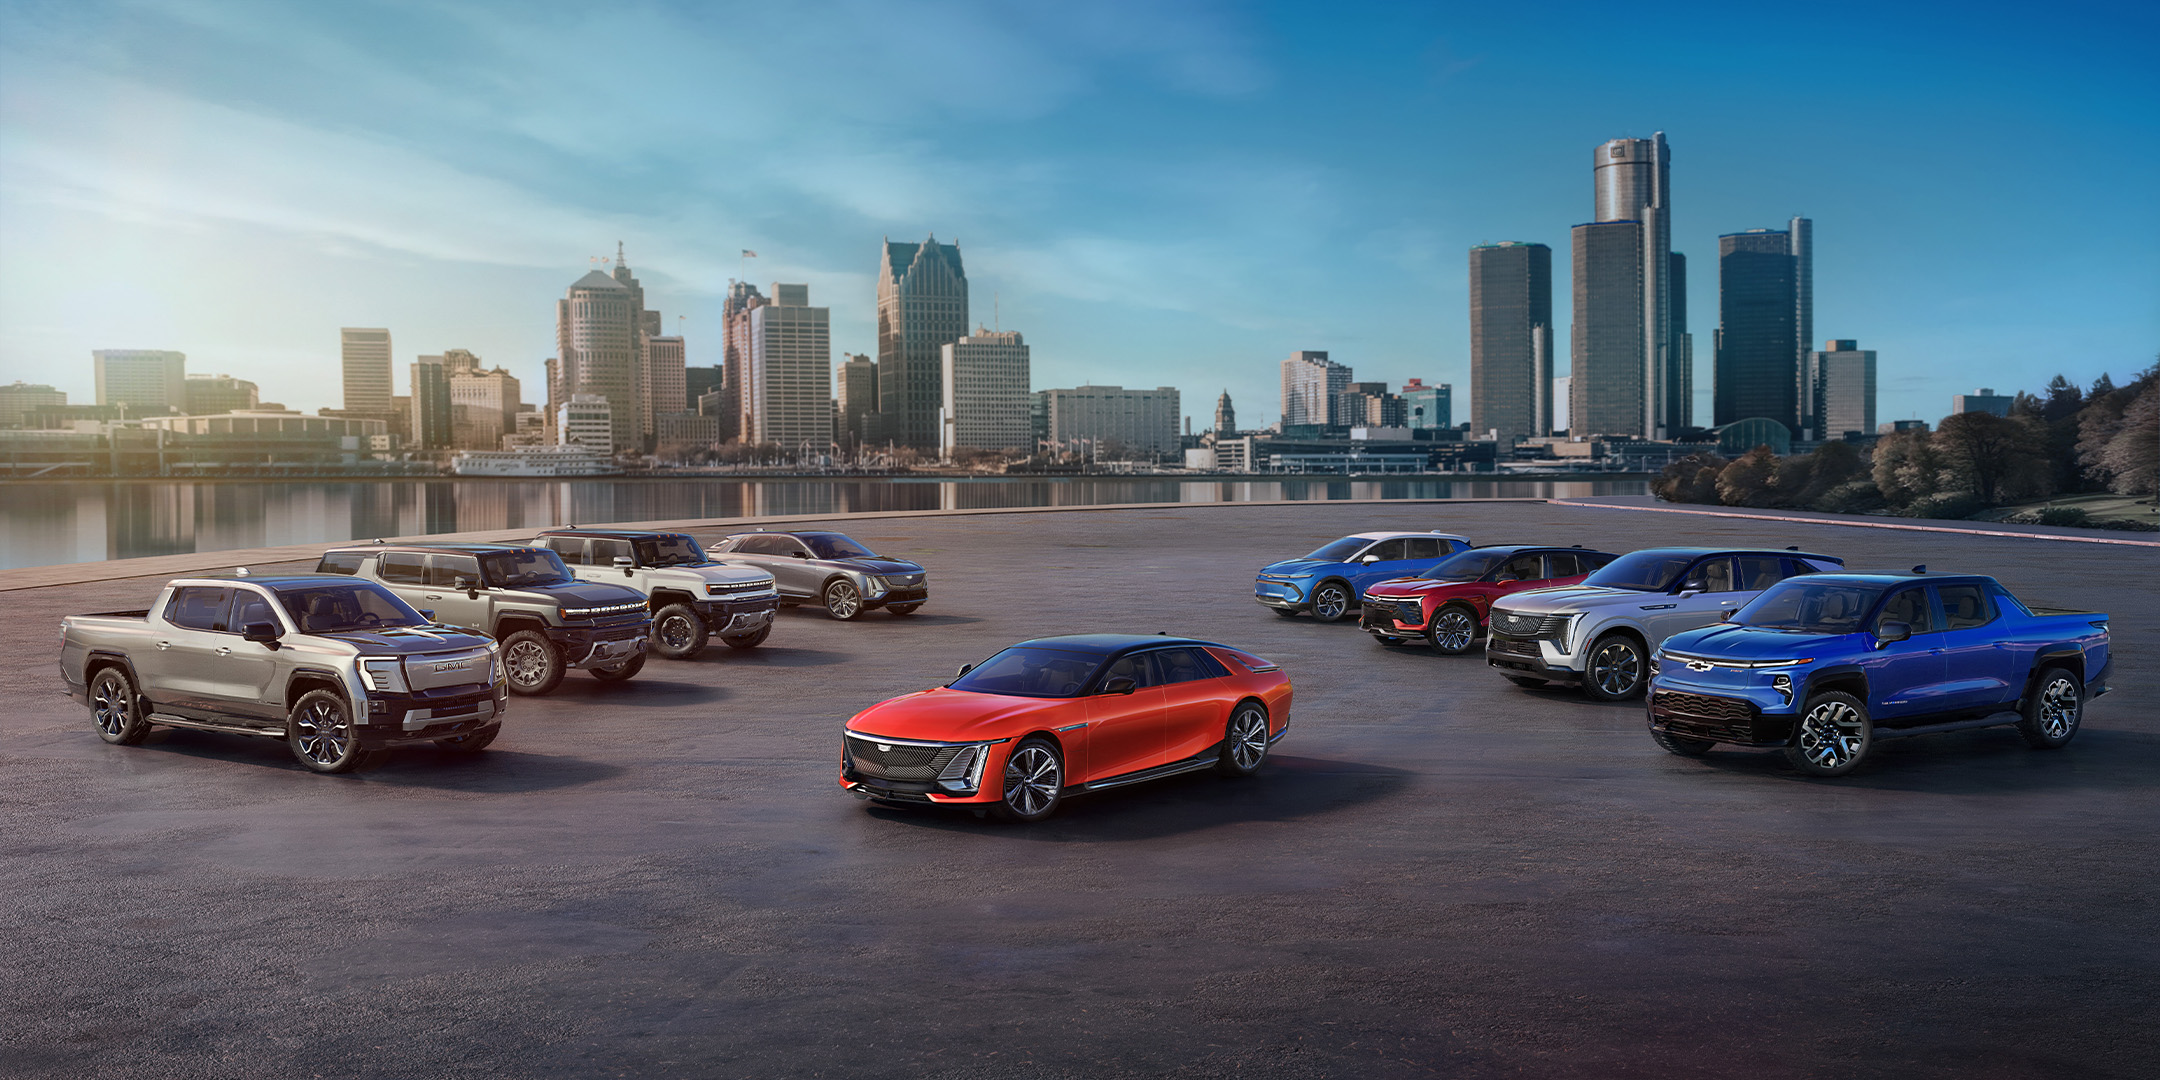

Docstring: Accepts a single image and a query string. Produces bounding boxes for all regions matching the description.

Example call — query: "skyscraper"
[877,237,969,451]
[1214,391,1237,436]
[721,280,766,443]
[1570,133,1690,439]
[1039,385,1181,456]
[836,354,877,450]
[1714,218,1812,432]
[340,329,392,413]
[93,350,186,412]
[1401,379,1451,430]
[1807,339,1875,440]
[1280,350,1351,428]
[409,355,452,450]
[555,251,650,452]
[746,284,833,451]
[940,330,1031,455]
[1469,241,1553,442]
[448,358,521,450]
[645,335,686,425]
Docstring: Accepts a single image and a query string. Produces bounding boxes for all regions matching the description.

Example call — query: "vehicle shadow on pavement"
[1677,727,2160,793]
[130,731,624,792]
[863,755,1412,841]
[775,609,983,628]
[543,678,727,705]
[683,646,851,668]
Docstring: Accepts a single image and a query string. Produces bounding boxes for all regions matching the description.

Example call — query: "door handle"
[425,594,443,601]
[155,641,172,650]
[215,647,232,657]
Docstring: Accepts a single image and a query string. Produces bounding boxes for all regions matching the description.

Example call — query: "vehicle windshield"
[276,582,428,634]
[483,549,574,588]
[1583,550,1697,592]
[1733,581,1888,633]
[948,647,1102,698]
[1421,549,1512,581]
[1302,537,1370,562]
[803,533,874,559]
[635,534,707,567]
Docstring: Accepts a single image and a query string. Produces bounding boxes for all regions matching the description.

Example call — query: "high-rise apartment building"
[1214,391,1237,436]
[449,359,522,450]
[1714,219,1812,432]
[555,251,652,452]
[340,329,393,413]
[1570,133,1690,439]
[1400,379,1451,430]
[182,374,259,416]
[836,354,877,450]
[1469,241,1553,442]
[556,394,613,448]
[1039,385,1181,457]
[1806,339,1875,440]
[1281,350,1351,428]
[877,237,969,450]
[645,335,686,428]
[93,350,186,412]
[721,280,766,443]
[940,330,1031,456]
[409,356,453,450]
[746,284,833,451]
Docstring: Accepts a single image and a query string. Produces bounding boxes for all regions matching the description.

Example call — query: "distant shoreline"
[0,471,1659,485]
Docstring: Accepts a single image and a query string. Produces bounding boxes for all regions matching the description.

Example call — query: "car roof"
[1776,571,1992,587]
[1343,531,1473,542]
[1008,633,1227,658]
[323,542,545,556]
[186,572,382,588]
[534,528,686,541]
[1618,546,1841,562]
[1462,544,1613,556]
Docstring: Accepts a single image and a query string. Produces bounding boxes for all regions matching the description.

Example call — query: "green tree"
[1870,428,1942,508]
[1934,412,2049,504]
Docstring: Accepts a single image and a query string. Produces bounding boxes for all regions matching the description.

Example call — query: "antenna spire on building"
[615,241,625,268]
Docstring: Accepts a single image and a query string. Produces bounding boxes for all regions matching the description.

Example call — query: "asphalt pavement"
[4,501,2155,1079]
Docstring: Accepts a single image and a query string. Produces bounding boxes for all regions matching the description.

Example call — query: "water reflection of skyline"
[0,477,1646,571]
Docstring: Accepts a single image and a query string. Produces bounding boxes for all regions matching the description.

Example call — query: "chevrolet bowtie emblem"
[1686,659,1713,672]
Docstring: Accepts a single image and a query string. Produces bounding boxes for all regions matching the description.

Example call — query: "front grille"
[885,573,925,587]
[705,581,772,596]
[884,587,928,602]
[846,735,962,781]
[1654,690,1755,722]
[1489,636,1541,657]
[1490,611,1567,639]
[1361,600,1422,630]
[567,602,649,619]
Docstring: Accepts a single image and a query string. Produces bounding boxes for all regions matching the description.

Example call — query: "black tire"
[650,603,708,660]
[1429,605,1480,655]
[1652,729,1714,757]
[1583,633,1648,701]
[1506,675,1548,689]
[2017,667,2082,749]
[502,630,564,696]
[288,689,372,774]
[89,666,151,746]
[435,724,500,753]
[590,651,646,682]
[994,738,1063,822]
[722,624,771,649]
[1784,690,1872,777]
[1215,701,1272,777]
[887,603,922,616]
[1309,581,1354,623]
[824,579,864,621]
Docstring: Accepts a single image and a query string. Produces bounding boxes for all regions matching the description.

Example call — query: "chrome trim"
[845,731,1012,749]
[1055,722,1088,732]
[1661,651,1812,670]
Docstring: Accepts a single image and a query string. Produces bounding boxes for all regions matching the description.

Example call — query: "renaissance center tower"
[1570,133,1691,439]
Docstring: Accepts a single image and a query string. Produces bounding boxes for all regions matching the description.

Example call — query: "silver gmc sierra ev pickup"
[59,572,506,774]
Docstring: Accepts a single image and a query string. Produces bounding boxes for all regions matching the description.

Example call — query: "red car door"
[1081,653,1166,782]
[1155,647,1233,762]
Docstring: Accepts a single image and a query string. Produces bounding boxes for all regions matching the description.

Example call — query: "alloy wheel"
[1003,745,1060,818]
[2037,675,2080,740]
[92,673,133,738]
[506,640,549,688]
[294,698,351,766]
[657,613,696,651]
[1228,706,1270,771]
[1433,610,1475,653]
[1312,584,1349,621]
[1590,640,1643,697]
[1797,699,1864,770]
[826,582,861,620]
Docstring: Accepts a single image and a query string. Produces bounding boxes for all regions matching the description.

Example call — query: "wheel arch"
[1310,576,1355,609]
[284,669,349,712]
[1801,665,1868,705]
[84,650,142,691]
[2022,650,2085,706]
[650,589,698,608]
[493,613,550,639]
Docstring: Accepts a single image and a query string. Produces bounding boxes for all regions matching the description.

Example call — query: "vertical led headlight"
[937,744,987,792]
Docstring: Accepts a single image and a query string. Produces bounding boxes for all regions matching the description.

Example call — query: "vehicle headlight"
[937,743,992,792]
[357,656,409,694]
[1649,652,1663,677]
[1772,673,1794,703]
[1554,613,1586,652]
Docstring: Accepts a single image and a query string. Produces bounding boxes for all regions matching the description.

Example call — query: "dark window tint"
[736,535,791,556]
[1584,551,1695,592]
[316,551,364,575]
[232,591,279,632]
[1403,537,1443,560]
[1682,557,1738,593]
[1495,554,1545,582]
[1151,648,1227,684]
[1937,584,1995,630]
[380,552,426,585]
[1097,652,1160,689]
[1364,539,1407,561]
[1799,557,1844,573]
[428,554,481,588]
[1989,582,2033,617]
[485,550,573,588]
[542,536,587,565]
[1735,555,1785,590]
[801,533,873,559]
[280,583,427,634]
[1876,587,1937,634]
[166,587,230,631]
[592,539,633,565]
[948,647,1100,698]
[1543,552,1579,577]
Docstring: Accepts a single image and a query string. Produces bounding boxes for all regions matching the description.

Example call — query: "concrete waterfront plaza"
[5,502,2156,1078]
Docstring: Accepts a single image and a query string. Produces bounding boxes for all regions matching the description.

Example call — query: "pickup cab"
[318,543,651,695]
[59,573,505,773]
[1646,571,2111,776]
[532,528,779,658]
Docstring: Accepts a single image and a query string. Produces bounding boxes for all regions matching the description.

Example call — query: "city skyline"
[1,2,2153,429]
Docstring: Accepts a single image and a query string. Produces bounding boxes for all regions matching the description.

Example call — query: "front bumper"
[546,620,651,668]
[1254,578,1310,611]
[698,593,780,633]
[360,684,510,745]
[867,585,929,609]
[1486,633,1582,683]
[1646,683,1795,747]
[1360,598,1428,636]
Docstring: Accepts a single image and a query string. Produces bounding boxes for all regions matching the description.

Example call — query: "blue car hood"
[1663,623,1862,661]
[1259,558,1339,576]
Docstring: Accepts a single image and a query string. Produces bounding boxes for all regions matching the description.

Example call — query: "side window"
[736,535,778,555]
[1682,557,1738,593]
[316,551,364,575]
[1403,537,1442,560]
[232,590,279,632]
[1799,557,1843,573]
[1581,551,1618,572]
[1151,648,1223,685]
[592,539,633,565]
[1362,539,1407,562]
[1495,554,1545,582]
[1937,584,1995,631]
[544,536,587,565]
[1735,555,1785,590]
[379,552,426,585]
[428,554,481,587]
[1098,653,1159,689]
[1876,587,1938,634]
[1782,557,1819,579]
[165,587,231,631]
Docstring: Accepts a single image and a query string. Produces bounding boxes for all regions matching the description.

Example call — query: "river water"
[0,476,1647,570]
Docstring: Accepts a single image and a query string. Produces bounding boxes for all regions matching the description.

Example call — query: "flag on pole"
[741,250,758,258]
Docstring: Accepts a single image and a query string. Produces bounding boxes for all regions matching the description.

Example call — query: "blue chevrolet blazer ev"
[1254,531,1473,622]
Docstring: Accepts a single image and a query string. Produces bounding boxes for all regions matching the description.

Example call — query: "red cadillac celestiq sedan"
[839,634,1294,822]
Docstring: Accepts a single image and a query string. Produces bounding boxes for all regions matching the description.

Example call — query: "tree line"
[1651,359,2158,529]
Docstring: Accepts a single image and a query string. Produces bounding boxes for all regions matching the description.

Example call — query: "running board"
[1871,714,2019,741]
[1075,753,1219,792]
[147,713,281,739]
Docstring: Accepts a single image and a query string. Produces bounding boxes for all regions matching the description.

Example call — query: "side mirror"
[1101,676,1137,695]
[454,575,479,599]
[1874,621,1912,647]
[1718,609,1736,622]
[243,621,282,646]
[1360,554,1381,564]
[419,609,436,621]
[955,662,975,678]
[1678,588,1701,598]
[792,551,812,559]
[612,556,635,576]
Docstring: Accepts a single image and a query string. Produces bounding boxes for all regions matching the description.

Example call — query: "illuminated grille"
[845,735,962,781]
[706,581,771,595]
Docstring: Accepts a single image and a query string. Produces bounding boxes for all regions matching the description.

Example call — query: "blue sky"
[2,0,2154,428]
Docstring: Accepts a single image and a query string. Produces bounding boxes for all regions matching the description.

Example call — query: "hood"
[323,624,494,652]
[1662,623,1859,662]
[1363,576,1464,598]
[835,557,922,576]
[524,579,648,606]
[1259,558,1338,577]
[647,563,774,587]
[1491,584,1659,616]
[846,687,1064,742]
